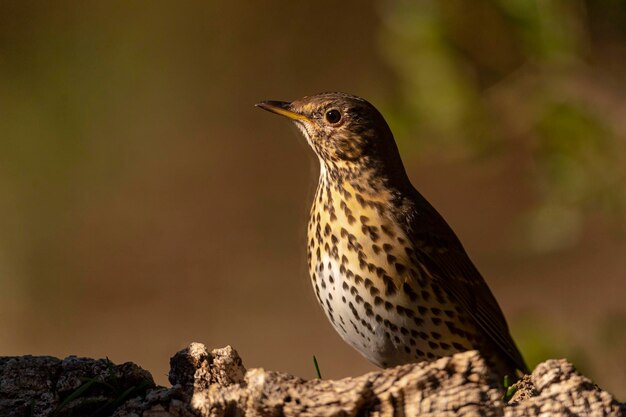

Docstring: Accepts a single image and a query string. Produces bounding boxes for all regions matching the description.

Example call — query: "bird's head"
[256,92,406,180]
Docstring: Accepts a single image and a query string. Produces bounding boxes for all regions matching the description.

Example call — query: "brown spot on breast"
[381,224,395,237]
[314,284,322,303]
[452,342,466,350]
[360,318,373,333]
[348,302,360,320]
[402,283,419,302]
[362,225,379,241]
[359,259,367,270]
[383,275,396,296]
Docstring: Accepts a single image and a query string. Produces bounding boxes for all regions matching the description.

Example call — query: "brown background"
[0,1,624,398]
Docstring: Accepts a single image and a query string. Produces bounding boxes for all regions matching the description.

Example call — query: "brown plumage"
[256,92,528,380]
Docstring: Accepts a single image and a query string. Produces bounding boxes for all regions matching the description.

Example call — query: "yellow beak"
[255,100,310,121]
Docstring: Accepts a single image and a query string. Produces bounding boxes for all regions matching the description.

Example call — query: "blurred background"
[1,0,625,397]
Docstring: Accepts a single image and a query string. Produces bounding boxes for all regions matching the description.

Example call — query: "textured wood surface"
[1,343,623,417]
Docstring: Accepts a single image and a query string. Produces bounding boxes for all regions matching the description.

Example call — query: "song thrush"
[256,92,528,380]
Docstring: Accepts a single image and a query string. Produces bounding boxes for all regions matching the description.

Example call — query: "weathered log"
[0,354,154,416]
[1,343,623,417]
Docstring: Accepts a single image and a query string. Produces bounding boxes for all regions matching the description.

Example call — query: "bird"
[256,92,528,381]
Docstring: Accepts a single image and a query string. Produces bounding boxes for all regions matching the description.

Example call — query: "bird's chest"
[305,180,414,364]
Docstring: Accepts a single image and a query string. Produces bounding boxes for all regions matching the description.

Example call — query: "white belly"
[312,255,397,367]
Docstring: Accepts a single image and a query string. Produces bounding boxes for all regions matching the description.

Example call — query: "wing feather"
[399,191,529,373]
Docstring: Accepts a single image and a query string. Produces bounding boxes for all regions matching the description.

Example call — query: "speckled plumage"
[257,92,528,380]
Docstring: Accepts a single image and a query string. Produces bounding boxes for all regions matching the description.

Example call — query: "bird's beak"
[255,100,310,121]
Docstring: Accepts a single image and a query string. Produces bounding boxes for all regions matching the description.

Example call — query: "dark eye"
[325,109,342,124]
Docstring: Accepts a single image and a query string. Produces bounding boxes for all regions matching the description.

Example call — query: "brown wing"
[400,192,529,374]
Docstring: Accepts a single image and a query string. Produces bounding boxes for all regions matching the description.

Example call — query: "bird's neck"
[317,157,412,201]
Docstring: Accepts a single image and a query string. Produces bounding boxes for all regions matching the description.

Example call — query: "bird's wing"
[401,194,529,373]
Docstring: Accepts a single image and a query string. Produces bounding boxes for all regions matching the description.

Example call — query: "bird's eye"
[325,109,342,124]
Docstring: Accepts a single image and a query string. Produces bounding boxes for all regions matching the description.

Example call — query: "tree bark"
[1,343,623,417]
